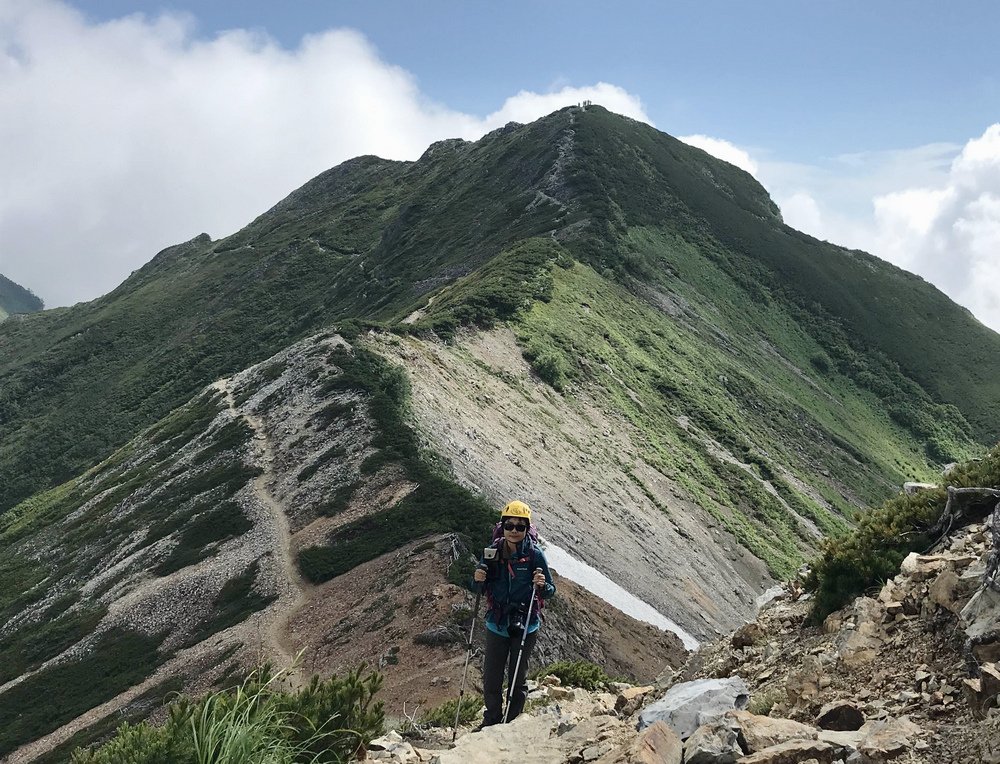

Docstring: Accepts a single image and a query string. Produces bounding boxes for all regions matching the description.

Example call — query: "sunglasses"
[503,521,529,532]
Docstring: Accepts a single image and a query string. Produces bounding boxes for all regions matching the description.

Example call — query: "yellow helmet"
[501,500,532,521]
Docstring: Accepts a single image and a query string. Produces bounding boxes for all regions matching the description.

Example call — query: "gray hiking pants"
[482,627,539,726]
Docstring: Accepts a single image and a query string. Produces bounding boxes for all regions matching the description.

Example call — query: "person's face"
[502,517,529,541]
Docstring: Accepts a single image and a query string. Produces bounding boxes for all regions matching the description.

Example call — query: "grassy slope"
[0,332,495,756]
[0,120,569,514]
[1,105,997,530]
[0,386,265,756]
[564,107,1000,445]
[509,254,962,576]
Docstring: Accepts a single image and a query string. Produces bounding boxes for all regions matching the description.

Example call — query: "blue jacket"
[470,537,556,637]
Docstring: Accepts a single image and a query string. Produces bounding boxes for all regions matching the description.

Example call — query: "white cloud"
[670,129,1000,334]
[0,1,650,307]
[678,134,759,177]
[861,126,1000,331]
[755,128,1000,334]
[488,83,651,126]
[778,192,824,233]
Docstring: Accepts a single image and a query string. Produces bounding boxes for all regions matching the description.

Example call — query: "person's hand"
[532,568,545,588]
[474,567,487,583]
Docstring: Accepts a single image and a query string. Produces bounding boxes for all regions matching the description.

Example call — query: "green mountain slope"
[0,105,997,523]
[561,108,1000,444]
[3,105,1000,756]
[0,274,43,320]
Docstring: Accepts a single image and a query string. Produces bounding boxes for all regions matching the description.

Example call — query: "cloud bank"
[679,135,759,177]
[680,129,1000,334]
[871,125,1000,330]
[768,127,1000,333]
[0,0,649,306]
[3,1,998,336]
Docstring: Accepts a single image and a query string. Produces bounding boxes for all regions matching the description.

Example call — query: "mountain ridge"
[2,106,997,514]
[2,104,1000,759]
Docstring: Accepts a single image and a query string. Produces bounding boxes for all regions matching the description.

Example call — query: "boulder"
[734,739,837,764]
[755,586,785,609]
[732,622,765,649]
[368,730,418,763]
[981,662,1000,700]
[725,710,817,752]
[900,553,947,581]
[615,685,655,717]
[960,586,1000,660]
[815,700,865,731]
[966,663,1000,718]
[548,686,575,701]
[818,728,866,749]
[974,641,1000,664]
[834,629,880,667]
[612,720,683,764]
[928,570,962,612]
[821,612,843,634]
[900,552,921,576]
[684,720,743,763]
[654,666,676,692]
[963,677,985,718]
[856,716,923,761]
[785,656,827,703]
[637,677,750,740]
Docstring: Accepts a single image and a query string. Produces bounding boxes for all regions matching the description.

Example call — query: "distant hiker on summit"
[470,500,556,727]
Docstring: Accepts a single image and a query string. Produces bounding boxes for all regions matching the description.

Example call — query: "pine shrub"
[417,695,482,728]
[532,660,612,691]
[806,443,1000,620]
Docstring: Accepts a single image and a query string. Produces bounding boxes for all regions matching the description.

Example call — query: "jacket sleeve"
[466,549,494,593]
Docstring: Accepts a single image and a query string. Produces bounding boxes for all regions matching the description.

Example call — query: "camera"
[507,603,528,633]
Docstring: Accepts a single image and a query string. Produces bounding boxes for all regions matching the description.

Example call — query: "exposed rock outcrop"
[368,506,1000,763]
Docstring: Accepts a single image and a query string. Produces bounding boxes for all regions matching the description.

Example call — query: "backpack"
[483,527,545,628]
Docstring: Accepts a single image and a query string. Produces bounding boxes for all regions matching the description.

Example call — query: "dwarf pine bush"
[532,660,613,691]
[806,443,1000,620]
[72,665,384,764]
[417,695,482,728]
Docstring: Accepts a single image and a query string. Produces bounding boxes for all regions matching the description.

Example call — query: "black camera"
[507,604,528,633]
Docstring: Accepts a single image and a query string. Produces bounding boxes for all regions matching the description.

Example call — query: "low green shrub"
[0,629,165,756]
[806,443,1000,620]
[418,695,482,728]
[747,688,782,716]
[531,660,612,691]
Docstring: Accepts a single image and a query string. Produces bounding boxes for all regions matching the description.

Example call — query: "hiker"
[471,500,556,726]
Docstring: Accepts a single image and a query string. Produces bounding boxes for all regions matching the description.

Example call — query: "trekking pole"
[452,570,485,741]
[502,568,543,724]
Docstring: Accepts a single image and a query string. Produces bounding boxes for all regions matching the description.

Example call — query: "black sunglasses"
[503,521,528,532]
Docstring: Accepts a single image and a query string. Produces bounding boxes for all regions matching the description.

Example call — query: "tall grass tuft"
[72,664,384,764]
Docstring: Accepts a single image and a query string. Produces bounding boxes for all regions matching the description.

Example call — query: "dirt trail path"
[5,378,311,763]
[214,378,311,678]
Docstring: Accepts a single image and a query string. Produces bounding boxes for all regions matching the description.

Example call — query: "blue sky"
[69,1,1000,158]
[3,0,1000,330]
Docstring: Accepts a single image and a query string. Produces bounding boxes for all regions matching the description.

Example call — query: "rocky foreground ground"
[361,507,1000,763]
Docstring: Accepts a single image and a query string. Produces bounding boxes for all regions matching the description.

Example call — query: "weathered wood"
[925,487,1000,551]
